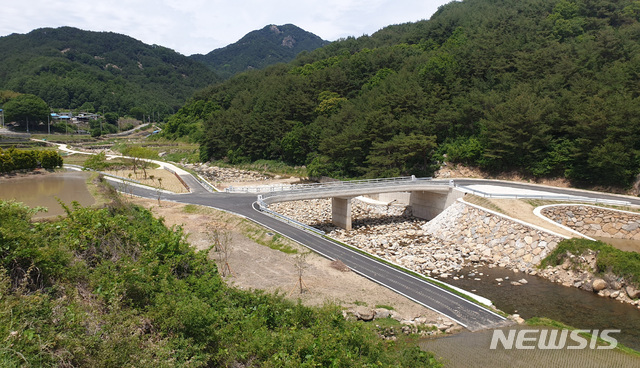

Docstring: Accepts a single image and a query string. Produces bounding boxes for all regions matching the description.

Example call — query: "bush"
[38,150,63,170]
[0,199,442,367]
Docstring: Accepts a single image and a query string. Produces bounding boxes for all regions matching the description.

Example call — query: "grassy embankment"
[541,238,640,286]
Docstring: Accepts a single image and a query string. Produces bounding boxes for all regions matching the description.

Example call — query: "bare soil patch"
[102,168,188,193]
[131,197,445,322]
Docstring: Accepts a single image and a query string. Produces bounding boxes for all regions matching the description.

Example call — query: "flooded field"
[420,325,640,368]
[0,170,95,218]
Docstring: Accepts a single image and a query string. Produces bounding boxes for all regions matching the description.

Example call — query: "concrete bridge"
[253,176,465,230]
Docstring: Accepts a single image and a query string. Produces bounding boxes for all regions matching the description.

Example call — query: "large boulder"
[626,285,640,299]
[592,278,608,292]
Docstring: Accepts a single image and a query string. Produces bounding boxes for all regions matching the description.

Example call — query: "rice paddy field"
[420,325,640,368]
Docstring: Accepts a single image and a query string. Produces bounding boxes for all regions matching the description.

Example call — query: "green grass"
[182,204,201,214]
[375,304,395,310]
[241,224,299,254]
[353,300,368,307]
[540,238,640,286]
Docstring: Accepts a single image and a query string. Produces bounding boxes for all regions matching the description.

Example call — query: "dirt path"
[131,197,449,323]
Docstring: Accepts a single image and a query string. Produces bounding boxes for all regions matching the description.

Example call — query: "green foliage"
[541,238,640,285]
[83,151,108,170]
[0,27,219,118]
[3,94,49,130]
[0,199,442,367]
[38,150,63,169]
[0,147,62,172]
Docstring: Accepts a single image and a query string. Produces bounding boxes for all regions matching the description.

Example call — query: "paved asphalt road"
[115,175,640,331]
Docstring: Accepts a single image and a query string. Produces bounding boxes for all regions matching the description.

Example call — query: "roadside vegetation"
[0,181,441,367]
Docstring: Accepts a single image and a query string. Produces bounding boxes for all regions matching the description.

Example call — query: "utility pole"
[26,116,29,133]
[47,111,50,135]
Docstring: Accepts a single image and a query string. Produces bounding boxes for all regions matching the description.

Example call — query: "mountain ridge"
[0,26,220,116]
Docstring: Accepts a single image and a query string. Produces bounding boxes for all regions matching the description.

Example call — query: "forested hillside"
[0,27,219,117]
[166,0,640,187]
[191,24,330,79]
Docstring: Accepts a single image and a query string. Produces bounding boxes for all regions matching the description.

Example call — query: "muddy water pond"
[438,266,640,351]
[0,171,95,218]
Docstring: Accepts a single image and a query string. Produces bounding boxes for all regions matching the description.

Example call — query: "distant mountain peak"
[190,24,330,79]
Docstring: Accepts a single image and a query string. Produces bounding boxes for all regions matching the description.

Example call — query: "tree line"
[165,0,640,188]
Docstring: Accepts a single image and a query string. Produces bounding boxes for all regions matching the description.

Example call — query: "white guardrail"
[255,197,326,235]
[225,176,446,195]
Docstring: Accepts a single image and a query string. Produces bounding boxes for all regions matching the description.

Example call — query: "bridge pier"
[332,197,353,230]
[410,188,464,220]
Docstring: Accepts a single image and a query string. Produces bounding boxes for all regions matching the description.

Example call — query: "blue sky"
[0,0,452,55]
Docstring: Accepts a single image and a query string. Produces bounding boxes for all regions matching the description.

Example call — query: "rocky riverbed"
[536,250,640,309]
[269,198,563,278]
[269,198,469,277]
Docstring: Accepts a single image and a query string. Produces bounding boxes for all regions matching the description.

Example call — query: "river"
[438,265,640,351]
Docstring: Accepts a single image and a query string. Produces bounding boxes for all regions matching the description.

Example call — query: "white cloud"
[0,0,450,55]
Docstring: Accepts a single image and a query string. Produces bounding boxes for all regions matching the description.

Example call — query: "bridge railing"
[255,198,326,235]
[226,176,446,196]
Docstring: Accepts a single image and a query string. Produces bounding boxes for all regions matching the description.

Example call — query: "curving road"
[88,157,640,331]
[114,174,514,331]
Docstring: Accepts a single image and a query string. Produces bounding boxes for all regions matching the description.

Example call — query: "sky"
[0,0,452,56]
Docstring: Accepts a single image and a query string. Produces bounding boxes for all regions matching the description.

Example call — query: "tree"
[104,112,119,125]
[3,94,49,131]
[211,229,233,277]
[120,146,158,179]
[366,133,438,177]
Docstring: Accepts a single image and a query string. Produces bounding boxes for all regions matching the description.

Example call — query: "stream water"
[438,266,640,351]
[0,171,95,218]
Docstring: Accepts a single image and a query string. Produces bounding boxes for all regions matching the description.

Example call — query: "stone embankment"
[423,201,564,274]
[183,162,270,184]
[270,199,564,278]
[541,205,640,240]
